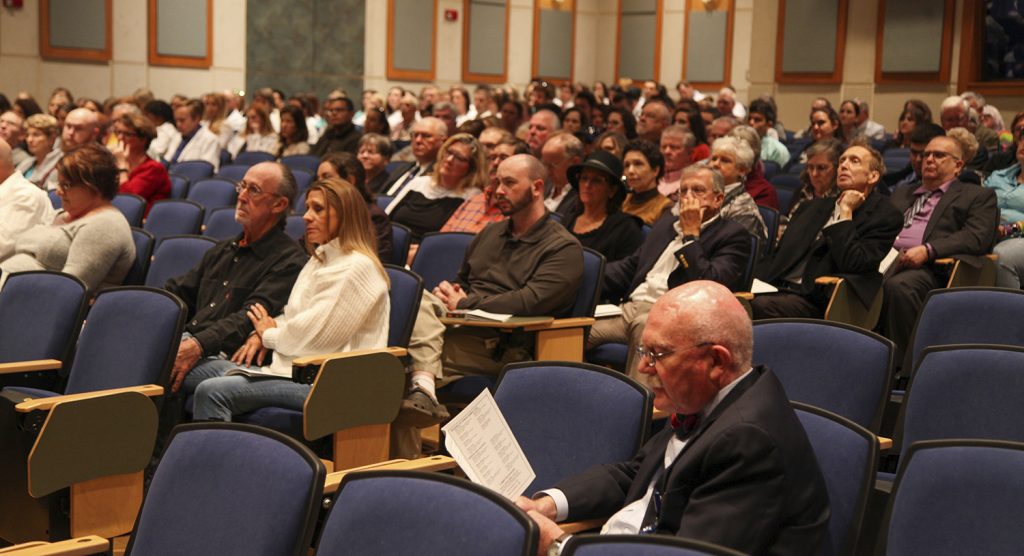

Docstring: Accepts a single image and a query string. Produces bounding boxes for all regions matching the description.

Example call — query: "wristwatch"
[547,533,573,556]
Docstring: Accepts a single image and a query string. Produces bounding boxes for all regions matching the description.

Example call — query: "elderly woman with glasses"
[1,144,135,292]
[112,112,171,214]
[385,133,487,243]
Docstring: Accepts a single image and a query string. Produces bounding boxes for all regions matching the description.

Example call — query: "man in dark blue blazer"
[519,281,830,555]
[752,144,903,318]
[589,165,752,377]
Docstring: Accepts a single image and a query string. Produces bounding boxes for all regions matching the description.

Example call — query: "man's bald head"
[62,108,99,152]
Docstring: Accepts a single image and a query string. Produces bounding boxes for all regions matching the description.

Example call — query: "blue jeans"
[182,356,239,395]
[192,375,311,421]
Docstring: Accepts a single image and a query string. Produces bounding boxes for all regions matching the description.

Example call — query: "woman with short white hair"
[708,136,766,241]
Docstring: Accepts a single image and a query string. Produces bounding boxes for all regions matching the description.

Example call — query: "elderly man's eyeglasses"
[922,150,960,162]
[235,180,279,198]
[635,342,713,365]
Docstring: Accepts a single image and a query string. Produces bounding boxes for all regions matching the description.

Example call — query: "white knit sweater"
[259,240,390,378]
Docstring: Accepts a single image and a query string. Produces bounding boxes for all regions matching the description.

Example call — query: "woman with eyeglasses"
[191,177,390,422]
[778,139,841,240]
[1,144,135,293]
[111,112,171,214]
[385,133,487,243]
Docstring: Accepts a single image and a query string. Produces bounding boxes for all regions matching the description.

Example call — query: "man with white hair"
[527,109,561,156]
[0,138,54,261]
[716,86,747,119]
[657,125,696,199]
[518,280,829,555]
[941,95,991,170]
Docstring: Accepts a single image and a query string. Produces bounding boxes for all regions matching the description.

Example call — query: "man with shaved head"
[384,116,448,196]
[0,138,54,261]
[432,154,583,377]
[517,280,829,555]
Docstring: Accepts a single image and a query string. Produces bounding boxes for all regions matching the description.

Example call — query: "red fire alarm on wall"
[444,8,458,22]
[3,0,25,8]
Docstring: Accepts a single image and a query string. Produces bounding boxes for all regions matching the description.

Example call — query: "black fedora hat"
[567,150,624,190]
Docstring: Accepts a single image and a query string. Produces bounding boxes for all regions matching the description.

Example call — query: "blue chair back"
[168,173,190,199]
[384,265,423,347]
[216,164,250,182]
[293,190,307,215]
[187,178,238,217]
[411,232,475,291]
[168,160,214,182]
[145,235,218,288]
[203,207,243,240]
[124,227,155,285]
[112,193,147,226]
[390,223,412,266]
[770,173,803,190]
[293,170,313,199]
[495,362,652,492]
[641,224,652,239]
[284,215,306,241]
[62,287,184,394]
[144,200,204,243]
[234,151,276,166]
[752,319,893,431]
[564,535,746,556]
[127,423,324,556]
[775,187,796,217]
[570,248,605,318]
[375,195,393,210]
[384,160,404,175]
[0,271,86,364]
[794,403,877,556]
[900,345,1024,455]
[47,189,61,209]
[758,205,779,252]
[786,162,806,176]
[763,160,781,179]
[882,440,1024,556]
[318,470,537,556]
[281,155,320,176]
[907,287,1024,373]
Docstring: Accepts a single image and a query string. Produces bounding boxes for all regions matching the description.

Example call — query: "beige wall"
[0,0,245,103]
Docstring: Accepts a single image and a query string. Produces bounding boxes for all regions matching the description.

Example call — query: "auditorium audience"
[356,133,393,194]
[780,139,841,238]
[728,125,780,209]
[527,109,561,156]
[385,133,486,243]
[0,111,28,167]
[167,162,308,396]
[747,98,791,167]
[317,151,392,263]
[593,130,628,159]
[277,105,310,158]
[166,99,221,170]
[191,178,389,421]
[588,165,750,375]
[15,114,61,188]
[440,132,524,234]
[111,112,171,214]
[311,96,360,157]
[143,100,178,162]
[540,132,583,217]
[889,99,932,150]
[241,105,280,156]
[707,136,767,240]
[201,91,233,149]
[622,139,673,225]
[985,137,1024,289]
[382,117,448,196]
[605,107,637,139]
[656,125,696,200]
[1,144,134,292]
[563,151,643,263]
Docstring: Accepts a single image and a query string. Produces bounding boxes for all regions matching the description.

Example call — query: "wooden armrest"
[734,292,754,300]
[323,455,458,494]
[14,385,164,413]
[0,535,108,555]
[559,518,605,534]
[0,359,62,375]
[440,316,555,330]
[814,276,842,286]
[292,346,408,368]
[522,317,595,331]
[934,258,954,266]
[879,436,893,451]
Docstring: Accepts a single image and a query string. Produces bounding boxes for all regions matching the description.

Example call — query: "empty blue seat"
[112,193,147,226]
[143,200,204,244]
[202,207,243,240]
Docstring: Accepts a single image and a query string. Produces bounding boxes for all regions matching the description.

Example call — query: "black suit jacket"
[889,179,999,269]
[379,161,434,196]
[555,367,830,555]
[758,191,902,306]
[603,212,751,302]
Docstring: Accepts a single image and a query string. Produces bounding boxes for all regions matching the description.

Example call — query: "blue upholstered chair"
[564,535,746,556]
[168,173,190,199]
[411,232,476,291]
[168,160,214,182]
[281,154,320,176]
[880,440,1024,556]
[292,170,313,199]
[143,199,204,243]
[758,205,779,253]
[794,403,878,556]
[233,151,276,166]
[144,235,218,288]
[216,163,250,182]
[375,194,393,210]
[494,361,651,492]
[126,423,325,556]
[284,214,306,241]
[112,193,146,227]
[390,222,412,266]
[187,178,238,221]
[123,227,155,286]
[752,319,893,431]
[317,470,537,556]
[202,206,243,240]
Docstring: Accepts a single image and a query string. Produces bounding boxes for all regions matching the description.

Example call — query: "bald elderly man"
[519,280,829,555]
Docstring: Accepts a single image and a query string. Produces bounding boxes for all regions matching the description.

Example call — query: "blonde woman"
[241,105,280,156]
[15,113,62,188]
[192,178,390,421]
[385,133,487,242]
[201,91,233,149]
